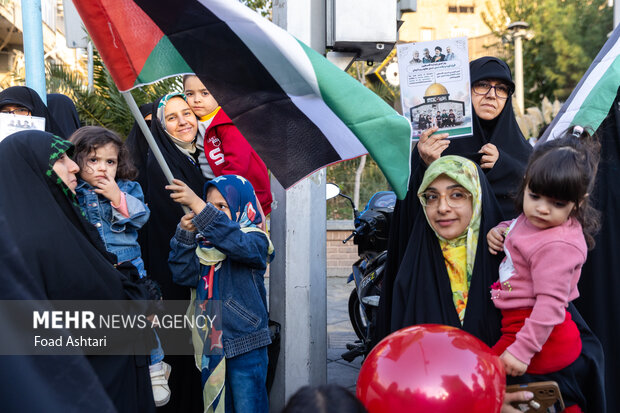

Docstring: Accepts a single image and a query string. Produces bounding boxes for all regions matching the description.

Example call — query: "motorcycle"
[326,183,396,362]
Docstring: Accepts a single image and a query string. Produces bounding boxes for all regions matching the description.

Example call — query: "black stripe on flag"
[134,0,341,187]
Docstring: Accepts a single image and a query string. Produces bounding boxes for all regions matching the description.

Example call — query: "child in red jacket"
[183,75,272,215]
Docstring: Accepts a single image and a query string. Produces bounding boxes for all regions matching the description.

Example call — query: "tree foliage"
[482,0,612,105]
[47,50,181,138]
[239,0,271,17]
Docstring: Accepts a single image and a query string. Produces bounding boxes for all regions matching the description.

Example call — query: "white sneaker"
[150,361,171,407]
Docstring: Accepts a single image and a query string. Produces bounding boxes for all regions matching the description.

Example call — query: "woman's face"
[471,78,508,121]
[164,97,198,142]
[53,152,80,194]
[423,174,473,240]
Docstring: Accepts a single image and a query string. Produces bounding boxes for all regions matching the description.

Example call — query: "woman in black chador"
[0,86,65,137]
[417,56,532,219]
[126,95,205,412]
[375,153,605,411]
[0,130,155,412]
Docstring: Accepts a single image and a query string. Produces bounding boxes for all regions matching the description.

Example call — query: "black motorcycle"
[326,184,395,362]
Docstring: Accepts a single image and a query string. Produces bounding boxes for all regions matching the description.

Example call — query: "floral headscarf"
[418,155,482,322]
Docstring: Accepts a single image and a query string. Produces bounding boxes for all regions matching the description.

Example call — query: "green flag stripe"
[136,36,193,88]
[572,55,620,131]
[298,41,411,199]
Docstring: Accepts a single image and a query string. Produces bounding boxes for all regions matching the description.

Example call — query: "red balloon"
[357,324,505,413]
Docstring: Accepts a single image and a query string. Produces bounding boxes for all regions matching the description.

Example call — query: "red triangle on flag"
[73,0,164,91]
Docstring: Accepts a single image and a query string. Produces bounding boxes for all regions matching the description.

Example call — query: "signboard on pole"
[63,0,88,48]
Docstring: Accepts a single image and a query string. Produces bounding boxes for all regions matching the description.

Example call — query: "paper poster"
[396,37,472,139]
[0,113,46,141]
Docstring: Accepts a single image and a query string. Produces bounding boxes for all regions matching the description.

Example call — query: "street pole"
[507,21,530,115]
[21,0,47,104]
[87,42,94,93]
[269,0,327,411]
[514,32,524,114]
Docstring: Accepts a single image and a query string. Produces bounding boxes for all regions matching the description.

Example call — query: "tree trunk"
[353,155,366,207]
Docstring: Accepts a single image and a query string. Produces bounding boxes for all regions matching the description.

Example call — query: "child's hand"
[94,171,122,206]
[500,351,528,376]
[165,179,206,214]
[180,212,196,232]
[487,226,505,255]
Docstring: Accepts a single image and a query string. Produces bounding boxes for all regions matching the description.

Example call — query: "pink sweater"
[490,214,586,364]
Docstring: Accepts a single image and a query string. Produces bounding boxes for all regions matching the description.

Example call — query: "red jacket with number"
[202,109,272,215]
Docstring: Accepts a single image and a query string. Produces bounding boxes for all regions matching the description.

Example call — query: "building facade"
[0,0,81,86]
[399,0,505,60]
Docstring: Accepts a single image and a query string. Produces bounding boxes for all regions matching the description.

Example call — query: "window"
[42,0,56,31]
[448,3,475,13]
[421,28,434,41]
[450,27,470,37]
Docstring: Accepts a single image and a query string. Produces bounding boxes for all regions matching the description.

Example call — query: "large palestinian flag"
[72,0,412,198]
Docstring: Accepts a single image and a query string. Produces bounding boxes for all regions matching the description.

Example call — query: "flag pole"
[122,91,191,214]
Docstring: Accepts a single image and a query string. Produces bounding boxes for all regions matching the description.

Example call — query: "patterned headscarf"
[46,134,81,209]
[204,175,263,228]
[192,175,272,412]
[418,156,482,322]
[156,92,197,153]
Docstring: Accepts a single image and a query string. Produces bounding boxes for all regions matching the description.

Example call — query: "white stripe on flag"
[198,0,367,160]
[542,24,620,142]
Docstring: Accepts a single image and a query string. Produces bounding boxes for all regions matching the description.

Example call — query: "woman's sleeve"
[192,203,270,269]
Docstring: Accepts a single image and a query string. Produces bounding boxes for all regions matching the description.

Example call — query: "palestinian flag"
[72,0,412,198]
[540,22,620,142]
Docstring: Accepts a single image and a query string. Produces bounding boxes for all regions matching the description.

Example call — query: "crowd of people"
[1,54,617,412]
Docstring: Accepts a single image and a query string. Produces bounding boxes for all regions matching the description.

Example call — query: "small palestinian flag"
[72,0,412,198]
[541,22,620,142]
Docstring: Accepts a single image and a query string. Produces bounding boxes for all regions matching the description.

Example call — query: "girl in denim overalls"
[69,126,171,407]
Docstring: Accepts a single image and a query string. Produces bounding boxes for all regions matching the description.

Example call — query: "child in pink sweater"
[486,126,600,379]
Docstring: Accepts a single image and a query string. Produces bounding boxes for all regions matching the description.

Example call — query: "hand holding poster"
[397,37,472,139]
[0,113,46,142]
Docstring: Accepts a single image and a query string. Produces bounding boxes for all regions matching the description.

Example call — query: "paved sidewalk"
[326,276,362,392]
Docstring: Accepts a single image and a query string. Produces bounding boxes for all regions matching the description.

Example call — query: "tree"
[240,0,271,17]
[47,50,181,138]
[482,0,612,105]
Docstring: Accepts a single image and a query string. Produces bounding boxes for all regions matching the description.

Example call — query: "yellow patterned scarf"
[418,155,482,324]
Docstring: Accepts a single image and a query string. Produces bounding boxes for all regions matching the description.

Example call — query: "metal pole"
[121,91,190,214]
[270,0,327,411]
[87,41,94,93]
[21,0,46,105]
[514,33,524,115]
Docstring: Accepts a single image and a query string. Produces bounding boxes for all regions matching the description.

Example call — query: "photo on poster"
[396,37,472,140]
[0,113,46,141]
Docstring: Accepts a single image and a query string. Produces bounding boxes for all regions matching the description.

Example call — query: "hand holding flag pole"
[121,91,191,214]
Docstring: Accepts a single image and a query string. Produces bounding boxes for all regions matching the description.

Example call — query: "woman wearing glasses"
[377,155,605,412]
[0,86,65,137]
[416,56,532,219]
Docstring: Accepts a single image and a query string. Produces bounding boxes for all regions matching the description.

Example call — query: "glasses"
[472,81,512,100]
[418,189,472,208]
[0,107,30,116]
